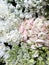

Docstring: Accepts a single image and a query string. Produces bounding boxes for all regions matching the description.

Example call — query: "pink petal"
[22,30,28,41]
[19,23,24,33]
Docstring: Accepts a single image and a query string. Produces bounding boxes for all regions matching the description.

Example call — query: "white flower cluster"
[0,42,5,57]
[1,0,46,19]
[0,0,22,59]
[0,0,21,44]
[5,30,21,44]
[0,42,10,58]
[14,0,43,19]
[0,0,9,20]
[1,0,47,19]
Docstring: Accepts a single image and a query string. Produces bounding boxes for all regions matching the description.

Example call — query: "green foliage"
[5,42,49,65]
[0,57,5,65]
[0,57,4,63]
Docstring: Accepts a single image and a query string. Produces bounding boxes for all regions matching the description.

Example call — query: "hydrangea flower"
[19,16,49,47]
[0,0,21,44]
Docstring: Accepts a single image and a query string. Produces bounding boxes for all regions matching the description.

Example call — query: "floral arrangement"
[0,0,49,65]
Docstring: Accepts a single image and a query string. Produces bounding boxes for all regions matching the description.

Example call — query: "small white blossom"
[0,42,5,57]
[31,45,36,49]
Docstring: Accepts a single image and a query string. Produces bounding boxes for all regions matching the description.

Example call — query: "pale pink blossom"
[19,17,49,46]
[22,29,28,41]
[19,23,25,33]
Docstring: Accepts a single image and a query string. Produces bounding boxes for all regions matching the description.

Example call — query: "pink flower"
[28,18,34,25]
[22,29,28,41]
[19,23,24,33]
[19,17,49,45]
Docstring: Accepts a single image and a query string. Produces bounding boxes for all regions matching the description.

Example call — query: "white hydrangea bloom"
[5,30,21,44]
[14,0,43,19]
[0,42,6,57]
[8,4,15,13]
[0,20,21,44]
[0,0,9,19]
[0,0,21,44]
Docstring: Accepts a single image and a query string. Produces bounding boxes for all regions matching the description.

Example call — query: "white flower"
[25,13,32,19]
[0,51,5,57]
[28,0,32,5]
[0,0,9,18]
[8,4,15,13]
[24,0,28,3]
[0,42,6,57]
[20,13,24,18]
[5,29,21,44]
[31,45,36,49]
[16,4,20,8]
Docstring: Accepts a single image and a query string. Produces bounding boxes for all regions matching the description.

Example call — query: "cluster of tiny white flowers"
[0,0,22,59]
[0,42,10,58]
[0,42,5,57]
[0,0,21,44]
[0,0,9,20]
[14,0,43,19]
